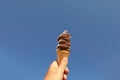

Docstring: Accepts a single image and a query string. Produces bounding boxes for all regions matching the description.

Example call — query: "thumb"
[50,61,58,69]
[59,57,68,73]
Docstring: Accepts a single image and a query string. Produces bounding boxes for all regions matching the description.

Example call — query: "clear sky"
[0,0,120,80]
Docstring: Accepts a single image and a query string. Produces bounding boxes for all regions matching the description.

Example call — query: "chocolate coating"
[57,30,71,51]
[57,34,70,41]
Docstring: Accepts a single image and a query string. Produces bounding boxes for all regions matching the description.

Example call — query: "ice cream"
[56,30,71,65]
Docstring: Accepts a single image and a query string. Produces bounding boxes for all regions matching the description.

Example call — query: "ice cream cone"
[56,30,71,65]
[56,50,70,65]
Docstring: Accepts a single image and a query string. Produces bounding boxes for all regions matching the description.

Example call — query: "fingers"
[59,57,68,73]
[64,67,69,74]
[58,57,69,80]
[63,74,67,80]
[63,67,69,80]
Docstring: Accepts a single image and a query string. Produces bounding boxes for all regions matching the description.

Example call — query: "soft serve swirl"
[56,30,71,52]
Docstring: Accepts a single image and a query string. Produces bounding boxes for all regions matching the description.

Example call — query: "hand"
[44,57,69,80]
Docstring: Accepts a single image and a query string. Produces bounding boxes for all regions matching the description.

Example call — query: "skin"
[44,57,69,80]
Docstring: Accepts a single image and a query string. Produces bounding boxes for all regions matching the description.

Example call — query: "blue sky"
[0,0,120,80]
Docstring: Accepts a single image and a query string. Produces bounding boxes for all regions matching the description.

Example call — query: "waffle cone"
[56,50,70,65]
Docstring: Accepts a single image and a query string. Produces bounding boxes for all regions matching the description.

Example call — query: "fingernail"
[63,57,68,62]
